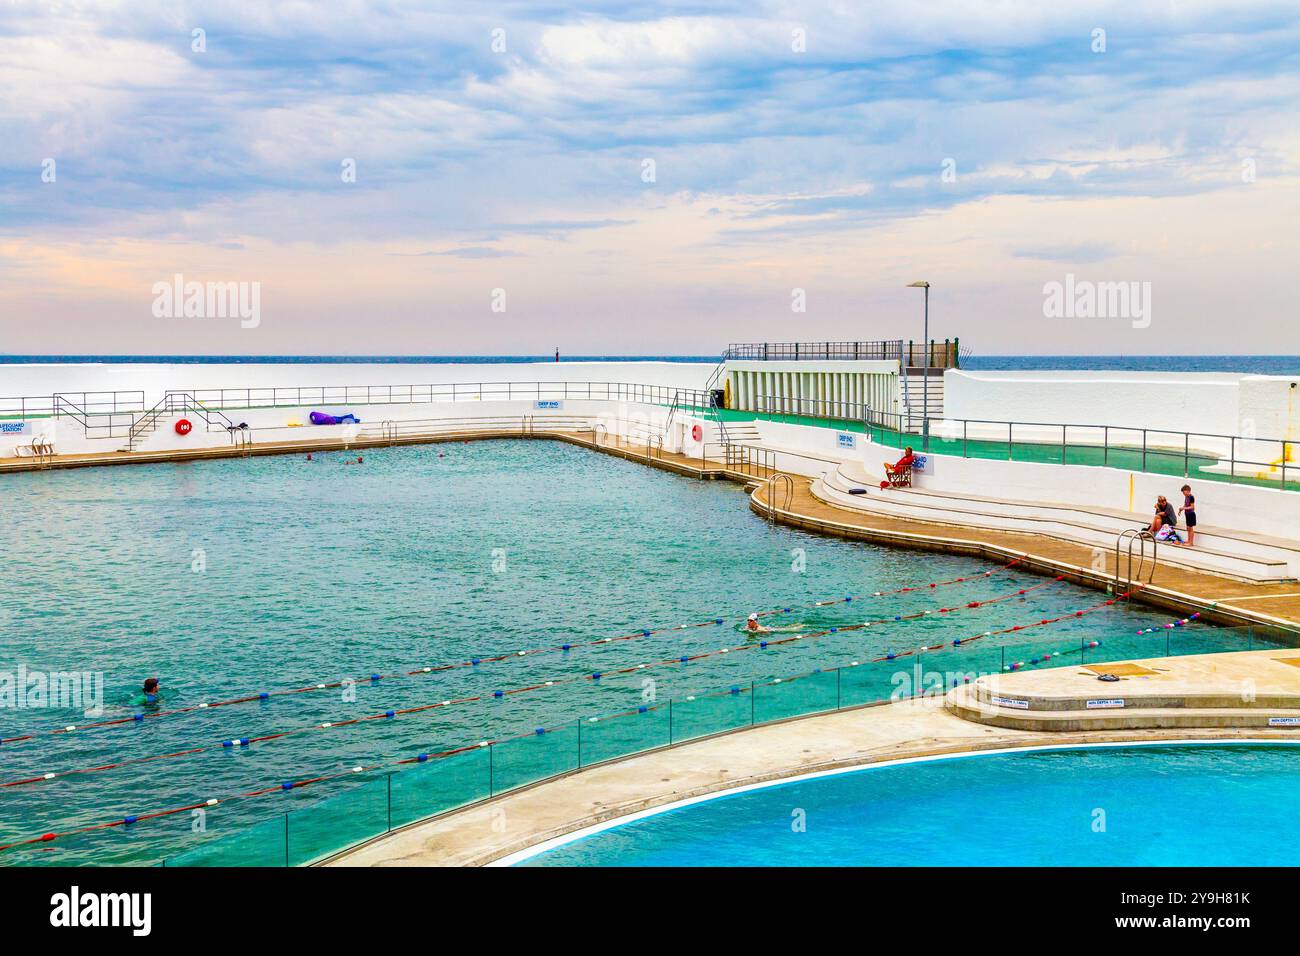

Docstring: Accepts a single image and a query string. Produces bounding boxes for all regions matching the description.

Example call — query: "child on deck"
[1178,484,1196,546]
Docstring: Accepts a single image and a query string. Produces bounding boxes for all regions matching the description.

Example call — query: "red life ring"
[691,424,703,442]
[175,418,193,436]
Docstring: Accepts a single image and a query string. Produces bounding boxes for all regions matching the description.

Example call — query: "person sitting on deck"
[1149,495,1182,542]
[881,446,916,488]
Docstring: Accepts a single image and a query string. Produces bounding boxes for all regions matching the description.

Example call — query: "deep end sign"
[836,432,857,450]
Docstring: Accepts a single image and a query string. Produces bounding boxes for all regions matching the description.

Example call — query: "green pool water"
[0,439,1268,866]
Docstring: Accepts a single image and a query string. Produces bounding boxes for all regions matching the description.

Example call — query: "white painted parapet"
[944,369,1298,440]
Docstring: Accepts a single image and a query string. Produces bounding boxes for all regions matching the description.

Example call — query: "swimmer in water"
[130,677,161,708]
[745,613,770,634]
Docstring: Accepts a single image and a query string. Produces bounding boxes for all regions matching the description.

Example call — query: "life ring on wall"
[691,424,703,442]
[175,418,193,436]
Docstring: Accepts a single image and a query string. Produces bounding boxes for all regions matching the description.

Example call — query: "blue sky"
[1,1,1297,354]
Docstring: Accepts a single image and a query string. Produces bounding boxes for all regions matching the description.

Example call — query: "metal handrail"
[724,340,908,363]
[3,391,146,420]
[1114,529,1157,592]
[180,381,716,412]
[765,473,794,520]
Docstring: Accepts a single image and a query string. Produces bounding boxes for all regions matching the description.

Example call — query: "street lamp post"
[906,281,930,448]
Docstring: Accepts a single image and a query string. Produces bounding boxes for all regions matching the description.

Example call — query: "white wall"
[944,369,1261,437]
[1,398,677,458]
[1239,375,1300,439]
[0,360,712,407]
[856,428,1300,540]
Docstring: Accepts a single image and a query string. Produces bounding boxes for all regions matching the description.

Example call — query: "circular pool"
[514,742,1300,866]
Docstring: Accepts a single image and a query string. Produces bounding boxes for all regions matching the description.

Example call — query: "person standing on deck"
[555,347,560,362]
[1179,484,1197,546]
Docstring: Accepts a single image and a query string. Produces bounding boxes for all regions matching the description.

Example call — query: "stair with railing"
[901,368,944,433]
[120,392,238,452]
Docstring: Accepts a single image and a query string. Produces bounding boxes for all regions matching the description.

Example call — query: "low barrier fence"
[736,395,1295,490]
[1,391,145,420]
[153,621,1271,867]
[182,382,714,411]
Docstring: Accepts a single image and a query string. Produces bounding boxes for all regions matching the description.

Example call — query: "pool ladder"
[1114,529,1157,595]
[764,473,794,521]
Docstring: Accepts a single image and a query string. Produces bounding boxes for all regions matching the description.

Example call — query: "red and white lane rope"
[0,558,1025,746]
[0,576,1059,790]
[0,581,1130,856]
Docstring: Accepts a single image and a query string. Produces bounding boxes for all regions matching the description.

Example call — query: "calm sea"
[2,355,1298,374]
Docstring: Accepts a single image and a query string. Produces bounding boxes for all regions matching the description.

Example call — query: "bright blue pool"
[520,743,1300,866]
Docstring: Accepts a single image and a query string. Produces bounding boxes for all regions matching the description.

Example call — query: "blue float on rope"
[370,674,380,682]
[133,713,144,721]
[124,815,137,826]
[417,753,429,762]
[953,639,962,646]
[535,727,546,735]
[760,641,767,649]
[643,630,651,637]
[730,686,740,695]
[592,672,601,680]
[471,658,481,666]
[281,782,293,790]
[845,596,853,602]
[562,644,571,651]
[783,607,792,612]
[894,616,902,621]
[715,618,724,625]
[638,706,648,713]
[680,656,689,662]
[886,652,896,660]
[259,692,269,700]
[494,690,504,698]
[385,710,395,718]
[830,627,838,633]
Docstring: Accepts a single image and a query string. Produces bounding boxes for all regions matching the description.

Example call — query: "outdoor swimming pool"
[519,743,1300,866]
[0,440,1269,865]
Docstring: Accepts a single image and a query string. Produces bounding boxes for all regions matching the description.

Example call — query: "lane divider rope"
[0,559,1025,746]
[0,576,1058,790]
[0,583,1130,856]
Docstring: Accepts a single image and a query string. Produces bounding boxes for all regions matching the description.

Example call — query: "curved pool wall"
[0,439,1268,866]
[512,741,1300,867]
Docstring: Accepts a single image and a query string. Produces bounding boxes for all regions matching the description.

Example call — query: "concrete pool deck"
[326,659,1300,867]
[949,647,1300,731]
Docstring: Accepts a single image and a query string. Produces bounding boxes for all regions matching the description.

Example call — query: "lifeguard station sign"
[0,422,31,435]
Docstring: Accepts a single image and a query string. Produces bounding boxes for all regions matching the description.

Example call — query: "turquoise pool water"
[0,440,1265,865]
[522,743,1300,866]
